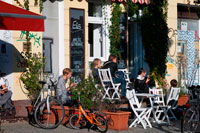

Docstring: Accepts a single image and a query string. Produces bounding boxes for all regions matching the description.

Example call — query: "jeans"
[113,73,127,97]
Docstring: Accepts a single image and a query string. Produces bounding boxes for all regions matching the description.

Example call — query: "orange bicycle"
[69,93,108,132]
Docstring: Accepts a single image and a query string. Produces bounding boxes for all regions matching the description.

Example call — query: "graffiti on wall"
[17,31,41,48]
[178,30,195,84]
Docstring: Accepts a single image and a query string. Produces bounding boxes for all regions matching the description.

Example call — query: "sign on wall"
[70,8,85,81]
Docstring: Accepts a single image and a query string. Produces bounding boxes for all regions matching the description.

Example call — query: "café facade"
[0,0,200,116]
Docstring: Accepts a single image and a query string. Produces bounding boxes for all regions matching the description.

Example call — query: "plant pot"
[103,110,131,131]
[178,94,189,106]
[26,105,77,125]
[52,106,77,125]
[26,105,36,124]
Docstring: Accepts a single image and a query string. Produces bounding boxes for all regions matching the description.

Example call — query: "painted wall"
[167,0,200,85]
[11,0,42,100]
[43,1,60,77]
[166,0,179,82]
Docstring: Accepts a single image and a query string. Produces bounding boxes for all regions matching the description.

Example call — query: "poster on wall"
[70,8,85,82]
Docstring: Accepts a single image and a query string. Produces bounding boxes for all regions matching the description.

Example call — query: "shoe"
[5,108,16,116]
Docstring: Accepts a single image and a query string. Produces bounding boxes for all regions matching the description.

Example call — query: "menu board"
[70,8,85,81]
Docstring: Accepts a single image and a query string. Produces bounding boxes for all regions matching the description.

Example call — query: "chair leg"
[162,108,170,125]
[144,109,152,128]
[104,88,110,99]
[169,108,177,120]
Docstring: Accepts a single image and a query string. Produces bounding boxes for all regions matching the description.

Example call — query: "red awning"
[112,0,149,5]
[0,0,46,32]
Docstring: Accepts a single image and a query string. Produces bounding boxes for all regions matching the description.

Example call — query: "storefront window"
[89,23,103,57]
[88,0,109,62]
[89,1,102,17]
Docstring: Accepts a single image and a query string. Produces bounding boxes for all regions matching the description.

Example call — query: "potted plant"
[55,76,104,125]
[102,100,131,131]
[20,52,45,122]
[177,87,189,106]
[71,76,131,131]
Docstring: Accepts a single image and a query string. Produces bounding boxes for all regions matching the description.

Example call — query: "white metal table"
[135,93,170,125]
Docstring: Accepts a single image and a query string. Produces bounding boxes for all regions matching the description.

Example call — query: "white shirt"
[137,75,144,80]
[0,77,5,86]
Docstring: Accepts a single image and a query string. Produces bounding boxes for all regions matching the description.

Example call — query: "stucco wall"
[166,0,191,83]
[12,0,42,100]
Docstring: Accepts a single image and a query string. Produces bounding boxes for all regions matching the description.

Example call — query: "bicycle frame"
[34,78,55,113]
[76,104,102,126]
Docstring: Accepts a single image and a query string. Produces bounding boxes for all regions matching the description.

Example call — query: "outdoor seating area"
[97,68,182,130]
[2,0,200,132]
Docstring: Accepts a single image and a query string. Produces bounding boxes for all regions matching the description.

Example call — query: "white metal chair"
[165,87,180,120]
[118,69,131,88]
[126,89,152,129]
[149,88,170,125]
[98,68,121,100]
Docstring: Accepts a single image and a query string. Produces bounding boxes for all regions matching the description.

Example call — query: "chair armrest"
[114,83,121,87]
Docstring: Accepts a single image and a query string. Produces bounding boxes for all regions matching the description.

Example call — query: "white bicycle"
[33,74,65,129]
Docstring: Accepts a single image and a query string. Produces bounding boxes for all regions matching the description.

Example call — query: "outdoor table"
[135,93,169,125]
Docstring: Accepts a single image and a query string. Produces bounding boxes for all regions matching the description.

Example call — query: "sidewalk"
[1,120,183,133]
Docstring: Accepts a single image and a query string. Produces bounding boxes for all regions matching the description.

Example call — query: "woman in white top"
[135,68,150,93]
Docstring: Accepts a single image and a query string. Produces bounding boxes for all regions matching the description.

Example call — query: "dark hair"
[108,54,117,61]
[138,68,146,75]
[170,79,178,87]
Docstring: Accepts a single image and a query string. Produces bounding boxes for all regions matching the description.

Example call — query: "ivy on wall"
[109,3,122,59]
[139,0,169,83]
[110,0,169,84]
[14,0,44,12]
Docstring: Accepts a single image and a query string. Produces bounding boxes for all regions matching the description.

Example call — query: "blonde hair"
[93,58,101,68]
[63,68,72,75]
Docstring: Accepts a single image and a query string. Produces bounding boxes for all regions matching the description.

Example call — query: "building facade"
[1,0,200,116]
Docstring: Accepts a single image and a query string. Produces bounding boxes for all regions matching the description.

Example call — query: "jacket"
[102,61,118,77]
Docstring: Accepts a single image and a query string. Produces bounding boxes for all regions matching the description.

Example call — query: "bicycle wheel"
[95,115,108,133]
[69,114,86,129]
[34,97,65,129]
[181,106,199,133]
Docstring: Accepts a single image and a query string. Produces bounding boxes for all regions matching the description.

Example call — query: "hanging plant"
[14,0,43,12]
[125,0,139,17]
[109,3,122,59]
[139,0,169,84]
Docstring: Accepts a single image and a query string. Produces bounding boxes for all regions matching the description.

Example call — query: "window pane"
[89,2,102,17]
[88,24,103,57]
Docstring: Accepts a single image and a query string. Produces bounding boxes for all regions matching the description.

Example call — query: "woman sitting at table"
[135,68,150,93]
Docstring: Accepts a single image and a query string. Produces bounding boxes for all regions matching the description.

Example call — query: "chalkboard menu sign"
[70,8,85,81]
